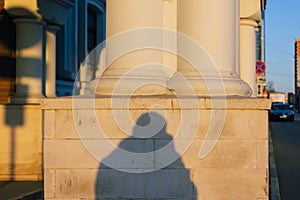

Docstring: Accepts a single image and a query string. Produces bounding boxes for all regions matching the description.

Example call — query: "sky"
[265,0,300,94]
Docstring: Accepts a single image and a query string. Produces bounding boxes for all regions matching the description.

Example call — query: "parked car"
[269,103,294,122]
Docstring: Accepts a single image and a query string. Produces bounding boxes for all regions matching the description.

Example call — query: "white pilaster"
[91,0,168,95]
[240,0,263,98]
[12,18,46,104]
[46,25,59,98]
[169,0,251,96]
[162,0,177,73]
[78,0,88,95]
[240,19,258,97]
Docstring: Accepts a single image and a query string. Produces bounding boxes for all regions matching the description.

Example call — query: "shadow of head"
[131,111,169,139]
[116,111,174,154]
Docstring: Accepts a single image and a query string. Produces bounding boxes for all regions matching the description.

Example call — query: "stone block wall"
[42,97,270,199]
[0,105,42,180]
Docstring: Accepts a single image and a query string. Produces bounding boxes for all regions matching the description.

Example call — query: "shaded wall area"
[0,2,42,181]
[0,105,42,181]
[0,0,16,103]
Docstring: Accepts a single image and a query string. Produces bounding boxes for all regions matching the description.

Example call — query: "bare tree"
[267,80,276,92]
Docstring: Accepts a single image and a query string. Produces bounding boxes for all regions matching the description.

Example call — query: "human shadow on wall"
[95,112,197,199]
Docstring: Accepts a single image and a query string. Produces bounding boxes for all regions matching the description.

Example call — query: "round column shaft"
[240,19,258,97]
[12,18,46,104]
[46,25,59,98]
[170,0,251,96]
[91,0,169,95]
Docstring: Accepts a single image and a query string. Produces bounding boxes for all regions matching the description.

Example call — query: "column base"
[89,77,172,96]
[10,93,45,104]
[46,94,57,98]
[168,75,252,97]
[88,64,174,96]
[89,76,252,97]
[88,67,252,97]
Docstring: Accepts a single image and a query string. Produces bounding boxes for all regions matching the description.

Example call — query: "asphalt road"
[270,113,300,200]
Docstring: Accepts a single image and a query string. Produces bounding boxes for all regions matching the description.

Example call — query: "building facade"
[256,10,267,97]
[295,39,300,111]
[0,0,106,102]
[0,0,106,181]
[0,0,269,199]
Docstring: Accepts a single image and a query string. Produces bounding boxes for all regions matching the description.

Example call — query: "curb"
[0,181,44,200]
[269,129,281,200]
[9,189,43,200]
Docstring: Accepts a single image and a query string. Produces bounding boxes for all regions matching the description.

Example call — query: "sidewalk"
[269,129,281,200]
[0,181,43,200]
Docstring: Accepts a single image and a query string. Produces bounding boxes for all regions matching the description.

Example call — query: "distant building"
[256,11,265,62]
[256,11,266,97]
[0,0,271,198]
[295,39,300,111]
[288,92,294,105]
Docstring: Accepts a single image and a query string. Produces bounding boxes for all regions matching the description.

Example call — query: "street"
[270,113,300,200]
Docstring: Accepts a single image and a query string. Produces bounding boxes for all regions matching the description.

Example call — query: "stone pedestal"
[41,97,270,199]
[240,19,258,97]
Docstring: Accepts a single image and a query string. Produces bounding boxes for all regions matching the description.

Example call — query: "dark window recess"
[88,8,97,53]
[56,25,70,81]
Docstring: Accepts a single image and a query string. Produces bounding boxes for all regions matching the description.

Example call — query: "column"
[77,0,88,95]
[46,25,59,97]
[12,18,46,104]
[240,19,258,97]
[169,0,252,96]
[91,0,167,95]
[240,0,263,97]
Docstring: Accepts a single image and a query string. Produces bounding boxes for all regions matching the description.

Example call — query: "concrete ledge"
[41,96,271,110]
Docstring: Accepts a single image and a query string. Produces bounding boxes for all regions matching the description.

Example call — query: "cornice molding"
[261,0,267,11]
[4,0,75,25]
[4,0,41,18]
[240,0,261,21]
[38,0,76,25]
[50,0,75,8]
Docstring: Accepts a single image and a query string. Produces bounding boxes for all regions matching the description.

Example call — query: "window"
[56,0,106,96]
[87,1,106,53]
[88,8,97,52]
[56,7,78,82]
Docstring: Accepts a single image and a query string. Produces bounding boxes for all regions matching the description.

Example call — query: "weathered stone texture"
[42,97,270,199]
[0,105,42,180]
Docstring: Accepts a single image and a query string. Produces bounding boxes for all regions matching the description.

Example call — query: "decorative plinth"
[42,96,270,199]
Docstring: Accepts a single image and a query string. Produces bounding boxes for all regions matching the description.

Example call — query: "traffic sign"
[256,60,266,74]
